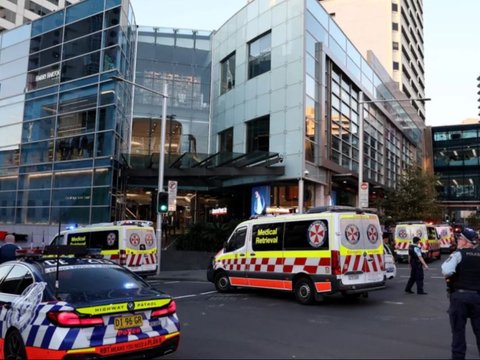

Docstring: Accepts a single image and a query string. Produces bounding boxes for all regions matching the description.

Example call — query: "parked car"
[384,244,397,279]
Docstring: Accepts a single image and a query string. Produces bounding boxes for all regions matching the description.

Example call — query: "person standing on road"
[404,236,429,295]
[441,227,480,360]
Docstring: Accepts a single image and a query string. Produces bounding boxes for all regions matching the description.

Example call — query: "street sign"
[168,180,177,211]
[359,182,369,208]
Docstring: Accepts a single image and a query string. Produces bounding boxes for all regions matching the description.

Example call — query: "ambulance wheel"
[294,278,315,305]
[214,271,231,293]
[4,329,27,360]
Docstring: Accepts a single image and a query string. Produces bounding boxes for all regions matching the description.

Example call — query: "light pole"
[112,75,168,275]
[357,91,431,208]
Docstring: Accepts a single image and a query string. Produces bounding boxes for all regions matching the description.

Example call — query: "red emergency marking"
[314,282,332,292]
[229,277,249,286]
[26,346,68,360]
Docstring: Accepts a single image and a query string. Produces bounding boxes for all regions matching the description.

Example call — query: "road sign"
[168,180,177,211]
[359,182,369,208]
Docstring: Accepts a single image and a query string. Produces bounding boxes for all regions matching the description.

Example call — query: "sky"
[130,0,480,127]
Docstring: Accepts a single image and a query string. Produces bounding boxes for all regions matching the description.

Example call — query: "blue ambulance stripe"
[41,326,56,349]
[89,326,107,347]
[26,325,40,346]
[59,328,80,350]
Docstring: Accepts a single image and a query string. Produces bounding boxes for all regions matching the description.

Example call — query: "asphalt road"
[149,255,480,359]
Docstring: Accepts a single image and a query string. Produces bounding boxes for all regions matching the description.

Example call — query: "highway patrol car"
[0,246,179,359]
[208,206,386,304]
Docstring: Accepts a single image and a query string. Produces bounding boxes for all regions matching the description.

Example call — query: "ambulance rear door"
[124,227,157,273]
[339,214,384,285]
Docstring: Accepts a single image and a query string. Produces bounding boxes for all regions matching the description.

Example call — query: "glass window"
[66,230,119,249]
[22,118,54,142]
[98,106,115,131]
[105,7,121,28]
[28,45,61,70]
[64,13,103,42]
[0,40,30,64]
[103,46,119,72]
[92,186,110,206]
[27,64,61,91]
[225,227,246,253]
[252,223,283,251]
[248,31,271,79]
[103,26,119,48]
[0,266,33,295]
[65,0,104,25]
[96,132,113,157]
[392,23,399,31]
[21,141,53,164]
[31,10,64,37]
[247,116,269,153]
[220,52,235,94]
[2,24,31,48]
[52,188,92,207]
[0,74,28,101]
[61,52,101,82]
[0,265,13,285]
[93,168,112,186]
[57,110,96,139]
[30,29,64,54]
[219,127,233,152]
[59,85,98,114]
[24,94,58,121]
[24,173,52,190]
[63,32,102,60]
[284,220,329,250]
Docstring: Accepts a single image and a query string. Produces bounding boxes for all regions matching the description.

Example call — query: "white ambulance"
[435,224,455,253]
[394,221,441,262]
[207,206,386,304]
[50,220,158,276]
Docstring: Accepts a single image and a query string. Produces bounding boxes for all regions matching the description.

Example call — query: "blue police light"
[65,224,79,230]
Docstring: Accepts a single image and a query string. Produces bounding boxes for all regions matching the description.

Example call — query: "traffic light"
[157,191,169,213]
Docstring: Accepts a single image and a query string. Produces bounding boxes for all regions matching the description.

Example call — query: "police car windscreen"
[42,260,162,305]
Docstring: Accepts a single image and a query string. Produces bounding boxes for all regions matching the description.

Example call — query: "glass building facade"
[210,0,425,210]
[432,123,480,222]
[0,0,136,228]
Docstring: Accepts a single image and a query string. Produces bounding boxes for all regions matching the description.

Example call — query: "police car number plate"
[114,314,143,330]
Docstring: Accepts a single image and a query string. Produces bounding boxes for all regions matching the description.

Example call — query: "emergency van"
[50,220,158,276]
[207,206,386,304]
[394,221,441,262]
[435,224,455,252]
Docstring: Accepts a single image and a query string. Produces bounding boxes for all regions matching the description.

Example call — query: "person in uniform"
[0,234,21,263]
[404,236,429,295]
[441,227,480,360]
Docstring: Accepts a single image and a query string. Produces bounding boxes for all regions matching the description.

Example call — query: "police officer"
[442,227,480,360]
[404,236,429,295]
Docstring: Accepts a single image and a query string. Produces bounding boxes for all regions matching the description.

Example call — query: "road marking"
[174,294,197,299]
[384,301,403,305]
[164,281,180,284]
[173,291,217,300]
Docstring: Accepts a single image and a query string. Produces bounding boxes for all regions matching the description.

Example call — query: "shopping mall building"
[0,0,427,239]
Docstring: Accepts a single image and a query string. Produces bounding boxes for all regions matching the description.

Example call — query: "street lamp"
[112,75,168,275]
[357,91,431,208]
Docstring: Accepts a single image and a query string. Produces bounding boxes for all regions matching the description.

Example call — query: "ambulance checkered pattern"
[217,254,384,275]
[440,238,454,248]
[395,242,409,250]
[0,301,180,351]
[218,257,332,275]
[107,253,156,267]
[341,254,384,273]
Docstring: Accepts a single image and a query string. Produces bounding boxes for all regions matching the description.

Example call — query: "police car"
[0,246,180,359]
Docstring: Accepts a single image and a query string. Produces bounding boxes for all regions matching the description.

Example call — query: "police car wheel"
[4,329,27,360]
[294,278,315,305]
[214,272,231,293]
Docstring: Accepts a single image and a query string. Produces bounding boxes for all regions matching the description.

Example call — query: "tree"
[374,165,441,224]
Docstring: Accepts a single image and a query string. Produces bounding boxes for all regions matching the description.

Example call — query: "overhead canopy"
[124,151,285,190]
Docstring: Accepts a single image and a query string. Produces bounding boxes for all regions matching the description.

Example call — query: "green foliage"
[174,221,241,252]
[374,165,441,224]
[466,212,480,229]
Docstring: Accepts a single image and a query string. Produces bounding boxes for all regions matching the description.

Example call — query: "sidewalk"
[150,269,207,282]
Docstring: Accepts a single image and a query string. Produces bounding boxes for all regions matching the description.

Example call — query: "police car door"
[339,214,383,285]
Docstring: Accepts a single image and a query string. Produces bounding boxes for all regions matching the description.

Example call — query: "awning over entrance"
[124,151,285,189]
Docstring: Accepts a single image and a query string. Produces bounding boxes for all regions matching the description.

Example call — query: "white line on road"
[384,301,404,305]
[174,294,198,299]
[164,281,180,284]
[201,291,217,295]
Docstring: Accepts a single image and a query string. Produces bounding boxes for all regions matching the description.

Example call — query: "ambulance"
[50,220,158,276]
[207,206,386,304]
[435,224,455,253]
[394,221,441,262]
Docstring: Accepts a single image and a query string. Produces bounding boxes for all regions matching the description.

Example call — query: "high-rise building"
[0,0,80,32]
[319,0,426,122]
